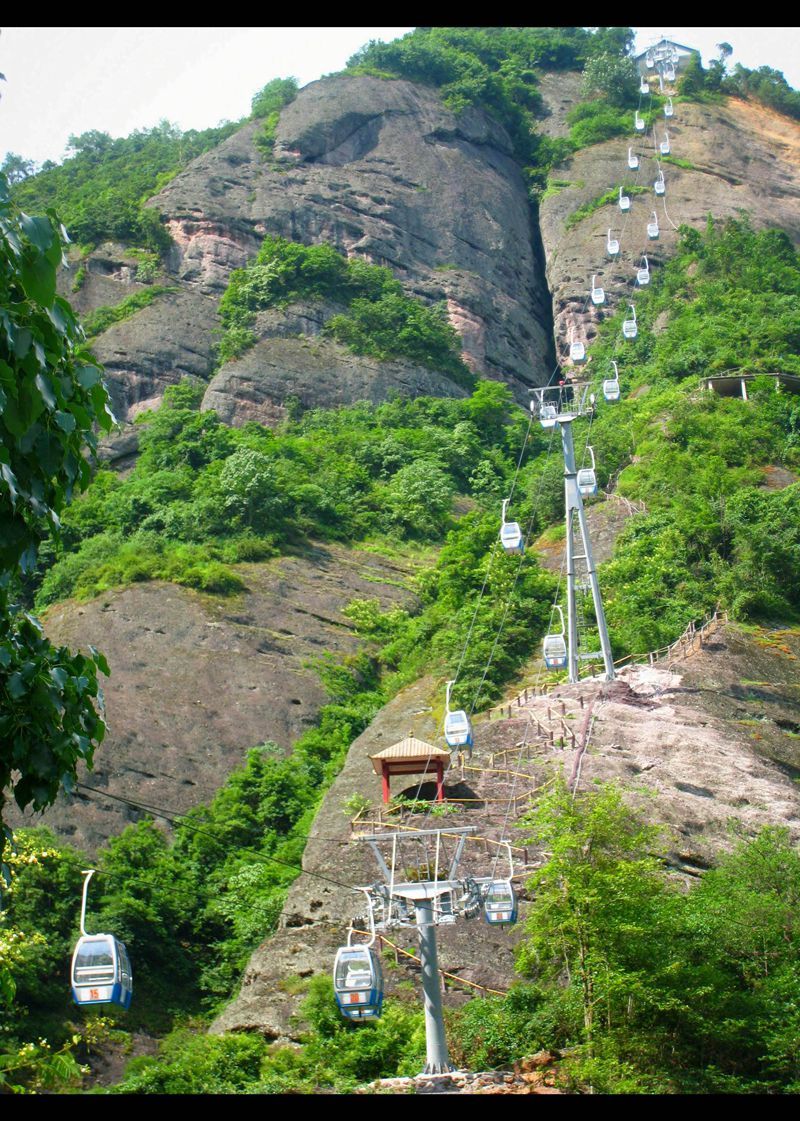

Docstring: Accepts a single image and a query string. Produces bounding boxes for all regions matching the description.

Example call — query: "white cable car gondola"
[634,110,645,132]
[645,50,655,70]
[622,303,638,340]
[654,169,666,197]
[618,185,631,213]
[444,678,473,751]
[539,403,558,429]
[577,445,598,497]
[636,255,651,286]
[607,228,620,257]
[664,97,674,119]
[660,131,670,156]
[627,145,639,171]
[639,76,649,94]
[543,605,567,669]
[647,211,660,240]
[665,63,676,82]
[334,893,384,1022]
[70,871,133,1010]
[500,497,524,555]
[590,275,605,306]
[569,328,586,364]
[483,844,518,926]
[603,362,621,402]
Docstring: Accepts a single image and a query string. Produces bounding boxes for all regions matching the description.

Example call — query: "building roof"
[368,735,451,774]
[634,38,698,60]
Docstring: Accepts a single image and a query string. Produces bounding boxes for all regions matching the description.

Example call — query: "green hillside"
[4,25,800,1096]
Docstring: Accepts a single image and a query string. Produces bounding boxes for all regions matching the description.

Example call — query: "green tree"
[1,153,36,186]
[517,780,673,1048]
[581,51,639,107]
[0,174,113,842]
[250,76,298,119]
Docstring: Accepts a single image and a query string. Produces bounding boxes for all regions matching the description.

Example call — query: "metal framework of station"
[368,735,451,803]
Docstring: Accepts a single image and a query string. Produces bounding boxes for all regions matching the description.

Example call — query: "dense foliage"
[514,781,800,1093]
[346,27,635,193]
[0,176,112,832]
[250,77,299,156]
[34,377,559,707]
[216,234,473,384]
[12,120,243,254]
[725,63,800,117]
[563,218,800,654]
[8,778,799,1094]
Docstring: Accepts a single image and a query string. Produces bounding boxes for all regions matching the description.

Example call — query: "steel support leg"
[415,900,453,1074]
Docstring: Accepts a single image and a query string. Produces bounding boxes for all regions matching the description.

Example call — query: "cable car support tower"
[346,825,515,1075]
[532,382,615,683]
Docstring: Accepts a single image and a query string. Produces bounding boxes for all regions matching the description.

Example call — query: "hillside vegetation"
[6,213,800,1093]
[5,23,800,1096]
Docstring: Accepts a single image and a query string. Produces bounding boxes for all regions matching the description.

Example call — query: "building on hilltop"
[634,37,700,77]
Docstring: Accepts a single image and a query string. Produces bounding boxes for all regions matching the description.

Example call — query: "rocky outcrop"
[202,334,470,427]
[147,75,555,416]
[538,77,800,363]
[12,544,419,852]
[57,242,151,318]
[90,288,219,421]
[216,624,800,1037]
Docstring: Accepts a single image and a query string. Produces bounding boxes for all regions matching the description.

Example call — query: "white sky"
[2,27,799,167]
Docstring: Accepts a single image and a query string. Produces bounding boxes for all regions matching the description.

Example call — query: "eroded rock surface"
[150,75,554,415]
[10,544,418,852]
[538,78,800,363]
[203,335,470,426]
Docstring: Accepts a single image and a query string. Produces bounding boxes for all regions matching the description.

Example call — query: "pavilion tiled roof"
[368,735,451,775]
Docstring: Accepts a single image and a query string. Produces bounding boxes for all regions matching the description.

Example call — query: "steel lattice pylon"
[531,383,616,684]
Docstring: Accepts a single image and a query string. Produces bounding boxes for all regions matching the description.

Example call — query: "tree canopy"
[0,173,112,844]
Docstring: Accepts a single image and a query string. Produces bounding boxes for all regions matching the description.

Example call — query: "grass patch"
[566,185,649,229]
[82,286,178,338]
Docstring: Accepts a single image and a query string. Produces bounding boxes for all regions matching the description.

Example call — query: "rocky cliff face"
[536,72,800,362]
[77,75,555,427]
[13,544,419,852]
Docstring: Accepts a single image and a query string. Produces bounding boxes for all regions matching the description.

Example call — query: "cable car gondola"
[590,275,605,306]
[636,255,650,286]
[628,146,639,171]
[634,110,645,132]
[569,328,586,364]
[70,871,132,1010]
[333,896,384,1022]
[484,845,518,925]
[444,679,473,751]
[622,304,638,340]
[639,76,649,94]
[647,211,660,240]
[543,605,567,669]
[577,446,598,497]
[654,170,666,197]
[665,63,676,82]
[618,185,631,212]
[664,97,674,119]
[539,403,558,429]
[500,498,524,555]
[660,131,670,156]
[607,228,620,257]
[603,361,621,402]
